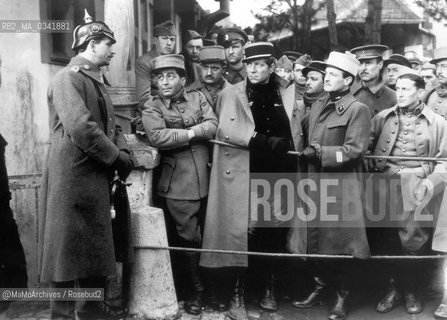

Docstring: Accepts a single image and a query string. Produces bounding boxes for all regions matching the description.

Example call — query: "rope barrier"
[136,245,446,260]
[209,139,447,162]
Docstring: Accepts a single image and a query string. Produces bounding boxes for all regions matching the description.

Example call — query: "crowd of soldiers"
[2,11,444,320]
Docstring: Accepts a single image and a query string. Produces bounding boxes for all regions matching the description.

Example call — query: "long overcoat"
[38,56,128,283]
[200,77,303,268]
[289,92,372,258]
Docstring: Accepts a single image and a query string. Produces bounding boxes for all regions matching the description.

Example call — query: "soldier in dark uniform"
[216,27,248,85]
[187,45,231,113]
[39,12,135,319]
[424,47,447,120]
[181,29,203,86]
[141,54,218,316]
[135,20,176,105]
[0,136,28,316]
[350,44,397,117]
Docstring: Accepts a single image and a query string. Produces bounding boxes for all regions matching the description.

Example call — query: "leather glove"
[112,150,135,181]
[299,146,319,164]
[249,132,288,159]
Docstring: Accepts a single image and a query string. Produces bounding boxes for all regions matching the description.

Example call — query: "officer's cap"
[242,42,274,63]
[324,51,360,77]
[199,46,226,64]
[384,54,412,68]
[152,54,185,73]
[302,61,326,77]
[72,9,116,50]
[154,20,176,37]
[216,27,248,48]
[350,44,388,60]
[282,51,303,61]
[184,30,203,44]
[276,55,293,71]
[430,47,447,64]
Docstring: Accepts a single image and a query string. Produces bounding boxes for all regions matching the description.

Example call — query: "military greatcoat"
[200,77,303,268]
[39,56,129,282]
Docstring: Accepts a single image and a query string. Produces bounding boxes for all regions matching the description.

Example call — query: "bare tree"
[364,0,383,43]
[326,0,338,50]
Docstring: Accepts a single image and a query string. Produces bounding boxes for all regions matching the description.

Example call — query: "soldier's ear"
[180,77,186,86]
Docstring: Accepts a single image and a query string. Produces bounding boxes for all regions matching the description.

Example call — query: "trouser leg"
[50,280,76,320]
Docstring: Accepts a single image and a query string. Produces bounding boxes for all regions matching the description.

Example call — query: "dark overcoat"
[289,92,371,258]
[38,56,128,283]
[200,77,304,268]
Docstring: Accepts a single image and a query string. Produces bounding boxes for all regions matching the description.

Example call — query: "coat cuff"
[85,135,120,166]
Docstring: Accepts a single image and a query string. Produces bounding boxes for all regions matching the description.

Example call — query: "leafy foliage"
[414,0,447,21]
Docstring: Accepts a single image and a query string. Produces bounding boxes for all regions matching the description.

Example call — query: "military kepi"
[350,44,388,60]
[324,51,360,77]
[243,42,274,62]
[302,61,326,77]
[384,54,412,68]
[152,54,185,72]
[430,47,447,64]
[199,45,226,63]
[154,20,175,37]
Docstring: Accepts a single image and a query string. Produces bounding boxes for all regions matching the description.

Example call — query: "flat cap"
[154,20,175,37]
[282,51,303,61]
[152,54,185,72]
[324,51,360,77]
[276,55,293,71]
[216,27,248,48]
[350,44,388,60]
[384,54,412,68]
[294,54,312,67]
[430,47,447,64]
[184,29,203,44]
[409,57,422,66]
[242,42,274,62]
[302,61,326,77]
[199,45,226,63]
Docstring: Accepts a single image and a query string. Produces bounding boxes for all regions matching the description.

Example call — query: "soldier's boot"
[376,278,402,313]
[228,277,248,320]
[260,273,278,311]
[328,286,349,320]
[292,276,327,308]
[183,252,204,315]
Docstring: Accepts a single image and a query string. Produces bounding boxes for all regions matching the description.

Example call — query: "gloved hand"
[249,132,288,159]
[112,151,135,181]
[299,146,319,164]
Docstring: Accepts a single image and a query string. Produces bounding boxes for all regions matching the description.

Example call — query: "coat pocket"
[326,117,349,129]
[158,157,176,193]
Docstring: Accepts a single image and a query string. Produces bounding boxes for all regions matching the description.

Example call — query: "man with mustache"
[187,45,231,113]
[142,54,218,316]
[182,29,204,86]
[136,20,176,105]
[216,27,249,85]
[39,12,135,319]
[350,44,397,117]
[424,47,447,120]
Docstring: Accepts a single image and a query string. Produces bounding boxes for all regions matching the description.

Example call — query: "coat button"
[266,117,270,121]
[436,107,439,110]
[400,165,404,169]
[387,139,390,143]
[404,131,408,135]
[403,148,406,152]
[391,131,395,134]
[378,159,382,162]
[170,119,174,122]
[192,148,196,152]
[382,148,386,152]
[231,117,235,121]
[185,119,189,123]
[226,170,230,174]
[225,136,230,140]
[181,109,185,113]
[300,133,303,136]
[403,140,407,144]
[225,152,229,156]
[109,117,112,121]
[110,129,114,133]
[84,64,90,70]
[406,123,410,126]
[394,120,398,124]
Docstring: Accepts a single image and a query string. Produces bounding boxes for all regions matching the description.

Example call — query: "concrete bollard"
[125,134,179,320]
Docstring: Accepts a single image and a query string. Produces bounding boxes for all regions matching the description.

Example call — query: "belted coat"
[288,92,372,258]
[38,56,129,282]
[200,77,304,268]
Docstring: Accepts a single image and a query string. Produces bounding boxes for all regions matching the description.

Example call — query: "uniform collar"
[155,88,188,108]
[324,91,357,115]
[69,56,110,85]
[353,72,387,95]
[382,102,435,124]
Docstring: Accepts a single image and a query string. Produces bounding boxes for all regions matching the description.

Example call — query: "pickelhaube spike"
[83,9,93,24]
